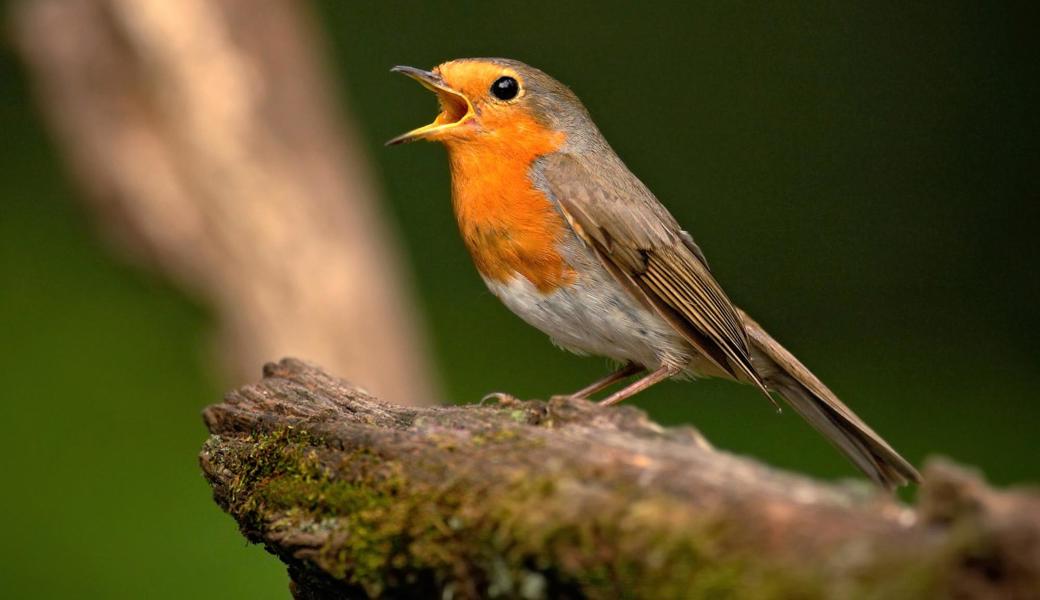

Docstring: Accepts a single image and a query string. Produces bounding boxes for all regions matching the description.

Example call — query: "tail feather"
[738,310,921,490]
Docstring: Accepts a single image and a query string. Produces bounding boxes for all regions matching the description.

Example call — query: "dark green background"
[2,3,1036,597]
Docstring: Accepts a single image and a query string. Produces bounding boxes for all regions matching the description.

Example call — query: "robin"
[388,58,920,489]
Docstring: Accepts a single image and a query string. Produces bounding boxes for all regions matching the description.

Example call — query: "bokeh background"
[2,2,1036,598]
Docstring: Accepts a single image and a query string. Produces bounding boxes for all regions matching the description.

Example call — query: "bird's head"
[387,58,598,150]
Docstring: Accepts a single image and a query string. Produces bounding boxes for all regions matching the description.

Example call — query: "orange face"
[388,60,536,147]
[389,59,575,293]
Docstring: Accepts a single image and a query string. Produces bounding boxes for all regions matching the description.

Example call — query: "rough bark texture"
[11,0,439,404]
[201,359,1040,599]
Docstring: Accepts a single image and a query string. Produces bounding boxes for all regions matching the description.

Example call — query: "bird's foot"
[549,393,584,403]
[480,391,520,406]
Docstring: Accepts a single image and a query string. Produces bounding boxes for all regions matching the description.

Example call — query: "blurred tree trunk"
[11,0,439,405]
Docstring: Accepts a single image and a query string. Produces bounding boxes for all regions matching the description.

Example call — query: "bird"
[387,58,921,490]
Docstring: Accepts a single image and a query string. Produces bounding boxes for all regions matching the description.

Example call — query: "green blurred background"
[1,2,1036,597]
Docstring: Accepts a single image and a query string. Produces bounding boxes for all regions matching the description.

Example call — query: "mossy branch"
[200,358,1040,599]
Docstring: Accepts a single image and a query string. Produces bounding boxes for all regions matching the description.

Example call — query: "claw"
[549,393,579,402]
[480,392,519,406]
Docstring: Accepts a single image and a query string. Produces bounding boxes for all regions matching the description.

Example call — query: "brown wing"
[538,153,769,395]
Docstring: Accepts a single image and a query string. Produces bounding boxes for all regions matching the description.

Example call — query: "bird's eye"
[490,76,519,101]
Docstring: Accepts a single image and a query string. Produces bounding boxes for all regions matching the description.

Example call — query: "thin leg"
[564,363,645,400]
[598,364,680,406]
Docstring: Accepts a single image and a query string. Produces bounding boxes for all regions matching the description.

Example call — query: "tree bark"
[201,358,1040,599]
[11,0,439,405]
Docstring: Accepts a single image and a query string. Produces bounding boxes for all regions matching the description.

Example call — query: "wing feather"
[538,153,769,395]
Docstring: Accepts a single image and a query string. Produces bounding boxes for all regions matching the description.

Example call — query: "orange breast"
[445,117,574,293]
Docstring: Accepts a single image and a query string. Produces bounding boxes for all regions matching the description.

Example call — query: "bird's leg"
[485,362,643,405]
[598,364,681,406]
[559,363,645,401]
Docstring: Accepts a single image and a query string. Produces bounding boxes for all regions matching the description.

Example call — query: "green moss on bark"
[200,361,1040,599]
[208,427,837,599]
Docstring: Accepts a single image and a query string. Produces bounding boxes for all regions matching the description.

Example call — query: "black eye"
[490,76,519,101]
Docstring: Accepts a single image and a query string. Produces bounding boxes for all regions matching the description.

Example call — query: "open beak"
[386,66,476,146]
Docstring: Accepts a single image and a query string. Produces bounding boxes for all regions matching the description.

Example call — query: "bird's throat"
[445,128,573,293]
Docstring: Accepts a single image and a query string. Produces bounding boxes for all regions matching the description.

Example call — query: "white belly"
[481,245,693,371]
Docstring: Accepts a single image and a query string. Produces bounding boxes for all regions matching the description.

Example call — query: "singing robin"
[388,58,920,489]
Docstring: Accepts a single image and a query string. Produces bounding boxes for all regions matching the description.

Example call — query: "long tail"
[738,310,921,490]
